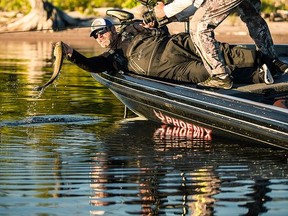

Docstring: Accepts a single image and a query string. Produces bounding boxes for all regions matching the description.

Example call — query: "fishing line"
[0,24,123,34]
[0,26,87,34]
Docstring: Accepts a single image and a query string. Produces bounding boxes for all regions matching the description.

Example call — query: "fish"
[33,41,64,91]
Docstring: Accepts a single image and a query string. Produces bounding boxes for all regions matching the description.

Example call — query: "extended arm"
[68,50,112,73]
[62,42,114,73]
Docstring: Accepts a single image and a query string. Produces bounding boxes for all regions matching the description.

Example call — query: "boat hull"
[92,72,288,150]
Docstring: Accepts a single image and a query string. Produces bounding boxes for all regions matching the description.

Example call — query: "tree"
[0,0,92,32]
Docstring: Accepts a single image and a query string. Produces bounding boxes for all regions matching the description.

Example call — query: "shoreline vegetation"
[1,0,287,17]
[0,6,288,45]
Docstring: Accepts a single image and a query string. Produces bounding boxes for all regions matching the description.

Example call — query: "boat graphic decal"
[153,109,212,140]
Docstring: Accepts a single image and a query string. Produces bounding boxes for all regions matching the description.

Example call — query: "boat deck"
[236,76,288,93]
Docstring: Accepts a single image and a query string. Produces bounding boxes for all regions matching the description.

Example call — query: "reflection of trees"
[89,119,220,215]
[90,152,110,208]
[140,125,218,215]
[0,41,52,80]
[0,41,123,119]
[0,125,65,199]
[240,178,271,215]
[1,117,285,215]
[0,41,56,118]
[89,119,287,215]
[135,167,220,215]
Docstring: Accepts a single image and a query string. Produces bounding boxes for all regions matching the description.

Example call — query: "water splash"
[32,86,47,99]
[0,114,102,127]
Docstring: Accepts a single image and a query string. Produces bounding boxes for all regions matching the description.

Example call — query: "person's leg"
[150,33,209,83]
[219,43,274,84]
[237,0,276,57]
[232,65,274,84]
[152,61,210,83]
[166,60,274,85]
[153,37,273,84]
[190,0,243,89]
[171,33,257,69]
[238,0,288,74]
[219,43,256,68]
[172,34,267,84]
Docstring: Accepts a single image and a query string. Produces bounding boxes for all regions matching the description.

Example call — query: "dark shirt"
[68,23,159,74]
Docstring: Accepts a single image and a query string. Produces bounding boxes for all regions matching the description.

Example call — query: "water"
[0,39,288,216]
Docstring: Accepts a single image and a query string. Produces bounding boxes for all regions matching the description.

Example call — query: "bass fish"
[34,41,64,91]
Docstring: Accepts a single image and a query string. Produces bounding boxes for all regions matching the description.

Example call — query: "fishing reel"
[137,0,176,27]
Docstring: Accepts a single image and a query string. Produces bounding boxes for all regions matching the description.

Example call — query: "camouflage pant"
[189,0,277,76]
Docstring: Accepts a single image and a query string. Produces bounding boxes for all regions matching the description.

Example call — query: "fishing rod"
[0,24,125,35]
[0,26,87,34]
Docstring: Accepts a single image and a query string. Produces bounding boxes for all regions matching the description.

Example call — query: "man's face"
[93,27,116,48]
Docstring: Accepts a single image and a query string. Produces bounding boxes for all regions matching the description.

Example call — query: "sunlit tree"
[0,0,91,32]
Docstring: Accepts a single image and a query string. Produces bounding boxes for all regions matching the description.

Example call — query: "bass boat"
[90,9,288,150]
[91,46,288,150]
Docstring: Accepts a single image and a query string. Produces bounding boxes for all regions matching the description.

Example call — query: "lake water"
[0,39,288,216]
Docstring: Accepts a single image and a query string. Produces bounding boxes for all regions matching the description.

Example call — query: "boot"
[258,52,288,75]
[197,74,233,89]
[272,58,288,74]
[258,63,274,84]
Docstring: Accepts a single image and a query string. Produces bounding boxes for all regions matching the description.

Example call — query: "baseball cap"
[90,18,113,37]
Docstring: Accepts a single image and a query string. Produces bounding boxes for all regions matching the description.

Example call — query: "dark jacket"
[68,23,160,74]
[68,23,258,84]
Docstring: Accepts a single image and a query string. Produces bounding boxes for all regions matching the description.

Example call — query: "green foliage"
[52,0,123,10]
[51,0,137,10]
[122,0,139,8]
[2,0,285,14]
[0,0,30,14]
[0,0,139,14]
[261,0,288,13]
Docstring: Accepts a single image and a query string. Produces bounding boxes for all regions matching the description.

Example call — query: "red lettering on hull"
[153,109,212,140]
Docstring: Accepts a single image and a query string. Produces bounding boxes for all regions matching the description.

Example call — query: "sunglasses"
[92,27,110,39]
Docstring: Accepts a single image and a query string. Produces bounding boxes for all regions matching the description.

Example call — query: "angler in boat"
[59,16,285,88]
[34,9,288,149]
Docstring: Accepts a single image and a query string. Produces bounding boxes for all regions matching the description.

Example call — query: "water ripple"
[0,114,102,127]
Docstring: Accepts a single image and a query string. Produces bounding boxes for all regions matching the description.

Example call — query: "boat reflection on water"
[152,125,220,215]
[89,118,217,215]
[88,118,283,215]
[153,110,212,142]
[153,124,212,148]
